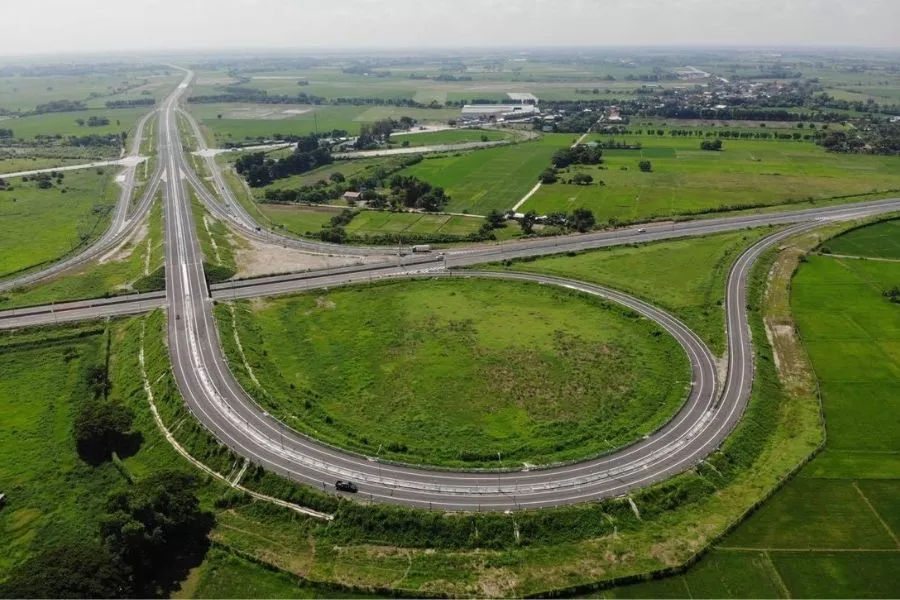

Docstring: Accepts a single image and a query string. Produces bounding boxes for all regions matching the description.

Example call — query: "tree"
[486,209,506,229]
[638,160,652,172]
[539,168,558,184]
[101,471,214,597]
[74,399,136,464]
[700,139,723,151]
[520,210,538,234]
[329,171,346,184]
[572,173,594,185]
[75,118,85,127]
[0,543,128,599]
[568,208,596,232]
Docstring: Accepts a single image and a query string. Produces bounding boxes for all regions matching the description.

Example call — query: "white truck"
[411,244,432,253]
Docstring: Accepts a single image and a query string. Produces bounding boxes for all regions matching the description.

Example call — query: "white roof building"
[507,92,539,104]
[461,104,539,119]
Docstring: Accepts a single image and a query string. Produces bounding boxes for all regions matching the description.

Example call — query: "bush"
[638,160,652,172]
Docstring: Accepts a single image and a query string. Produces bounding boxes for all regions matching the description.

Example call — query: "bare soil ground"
[232,236,391,279]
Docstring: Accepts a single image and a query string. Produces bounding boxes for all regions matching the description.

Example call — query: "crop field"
[189,104,366,145]
[521,136,900,223]
[0,194,166,309]
[1,107,150,142]
[345,210,484,237]
[0,71,162,112]
[603,221,900,598]
[255,203,339,236]
[487,227,775,354]
[402,135,571,214]
[0,156,94,174]
[212,67,673,104]
[825,218,900,259]
[83,74,180,109]
[217,278,689,467]
[189,103,461,146]
[0,168,118,280]
[392,127,513,146]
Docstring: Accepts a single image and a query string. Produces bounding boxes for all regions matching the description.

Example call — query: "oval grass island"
[215,277,690,469]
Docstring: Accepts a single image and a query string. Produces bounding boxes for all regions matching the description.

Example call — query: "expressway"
[2,67,900,509]
[0,71,192,293]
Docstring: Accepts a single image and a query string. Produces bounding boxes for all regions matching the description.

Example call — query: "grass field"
[402,135,571,214]
[521,136,900,223]
[190,103,460,146]
[0,168,118,280]
[0,72,163,112]
[825,218,900,259]
[0,315,224,581]
[176,548,363,599]
[0,193,165,309]
[345,210,484,237]
[217,278,689,467]
[600,219,900,598]
[487,227,775,354]
[392,127,513,146]
[3,107,149,142]
[0,156,95,174]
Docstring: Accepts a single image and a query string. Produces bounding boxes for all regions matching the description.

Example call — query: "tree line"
[234,134,333,187]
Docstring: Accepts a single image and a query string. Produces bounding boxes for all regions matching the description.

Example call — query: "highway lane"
[2,182,897,509]
[6,64,900,509]
[176,105,391,257]
[0,72,190,293]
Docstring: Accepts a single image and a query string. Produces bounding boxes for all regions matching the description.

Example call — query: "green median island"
[216,277,691,468]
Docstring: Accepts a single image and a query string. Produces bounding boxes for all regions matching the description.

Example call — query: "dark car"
[335,480,358,493]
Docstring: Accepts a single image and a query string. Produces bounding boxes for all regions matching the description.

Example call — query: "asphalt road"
[0,72,191,293]
[3,67,900,509]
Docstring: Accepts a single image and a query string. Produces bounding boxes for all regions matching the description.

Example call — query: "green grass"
[771,552,900,599]
[825,218,900,259]
[0,72,156,112]
[0,156,94,173]
[217,278,689,468]
[345,211,484,237]
[598,549,787,598]
[605,218,900,598]
[189,104,370,145]
[180,548,361,599]
[724,478,897,549]
[791,256,900,452]
[0,192,165,309]
[0,325,111,574]
[0,168,118,280]
[4,107,149,142]
[257,203,340,236]
[393,128,512,147]
[486,227,775,355]
[0,314,222,581]
[521,136,900,223]
[402,135,569,214]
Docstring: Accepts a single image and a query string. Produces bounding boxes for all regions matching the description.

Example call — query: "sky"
[1,0,898,57]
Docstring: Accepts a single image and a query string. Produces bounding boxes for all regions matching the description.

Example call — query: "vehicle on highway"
[411,244,432,253]
[637,228,646,233]
[335,480,358,493]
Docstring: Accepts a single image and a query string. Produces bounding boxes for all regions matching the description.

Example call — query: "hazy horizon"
[1,0,898,58]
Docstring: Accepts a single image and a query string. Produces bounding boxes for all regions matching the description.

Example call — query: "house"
[342,191,363,203]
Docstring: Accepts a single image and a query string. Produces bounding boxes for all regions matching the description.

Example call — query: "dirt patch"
[763,242,818,399]
[315,296,336,310]
[232,236,392,279]
[98,219,149,265]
